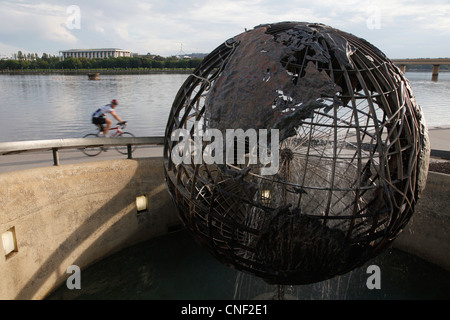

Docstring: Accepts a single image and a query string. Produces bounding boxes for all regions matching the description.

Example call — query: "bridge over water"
[391,58,450,81]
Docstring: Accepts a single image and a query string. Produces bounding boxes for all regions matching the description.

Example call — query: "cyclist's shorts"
[92,117,106,125]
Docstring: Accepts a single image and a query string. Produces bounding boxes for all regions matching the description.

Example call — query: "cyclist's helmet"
[111,99,119,105]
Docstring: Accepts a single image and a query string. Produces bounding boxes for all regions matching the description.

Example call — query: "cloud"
[0,0,448,57]
[0,42,27,58]
[0,1,78,55]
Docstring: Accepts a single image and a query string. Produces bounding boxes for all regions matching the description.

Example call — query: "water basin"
[46,230,450,300]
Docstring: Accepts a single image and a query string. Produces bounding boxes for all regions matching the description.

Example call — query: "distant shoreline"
[406,69,450,73]
[0,68,195,75]
[1,68,448,76]
[428,125,450,130]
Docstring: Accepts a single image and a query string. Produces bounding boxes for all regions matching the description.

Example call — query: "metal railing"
[0,136,165,166]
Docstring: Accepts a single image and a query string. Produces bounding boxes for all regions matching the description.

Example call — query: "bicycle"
[80,121,137,156]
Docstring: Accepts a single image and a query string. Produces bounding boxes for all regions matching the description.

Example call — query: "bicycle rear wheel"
[115,132,137,155]
[80,133,103,156]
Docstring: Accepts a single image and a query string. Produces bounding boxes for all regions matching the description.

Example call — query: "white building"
[59,48,133,60]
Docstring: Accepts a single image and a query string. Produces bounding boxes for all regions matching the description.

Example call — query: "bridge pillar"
[399,65,406,73]
[432,64,440,81]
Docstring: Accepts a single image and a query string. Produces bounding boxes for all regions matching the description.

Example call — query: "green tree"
[20,60,31,69]
[151,60,164,68]
[78,57,91,68]
[0,59,20,70]
[61,57,82,69]
[128,57,141,68]
[141,57,152,68]
[38,59,49,69]
[164,59,177,68]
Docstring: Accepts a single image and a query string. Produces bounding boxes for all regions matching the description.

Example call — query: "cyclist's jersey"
[92,104,114,118]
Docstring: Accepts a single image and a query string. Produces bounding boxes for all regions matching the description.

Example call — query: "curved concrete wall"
[0,157,180,300]
[393,171,450,271]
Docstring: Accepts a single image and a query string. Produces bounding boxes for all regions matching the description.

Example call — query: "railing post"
[52,148,60,166]
[127,144,132,159]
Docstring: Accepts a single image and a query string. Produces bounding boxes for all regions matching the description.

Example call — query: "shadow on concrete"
[13,158,179,299]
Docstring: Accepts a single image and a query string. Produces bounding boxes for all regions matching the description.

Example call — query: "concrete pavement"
[428,126,450,160]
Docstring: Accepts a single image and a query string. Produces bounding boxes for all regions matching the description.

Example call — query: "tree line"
[0,53,204,70]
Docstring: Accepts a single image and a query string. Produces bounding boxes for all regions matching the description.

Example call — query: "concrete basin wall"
[0,156,448,300]
[393,171,450,271]
[0,157,180,300]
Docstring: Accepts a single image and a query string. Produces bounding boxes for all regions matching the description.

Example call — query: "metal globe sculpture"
[163,22,430,285]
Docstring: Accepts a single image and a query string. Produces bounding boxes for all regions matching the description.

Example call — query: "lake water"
[0,72,449,143]
[0,73,189,143]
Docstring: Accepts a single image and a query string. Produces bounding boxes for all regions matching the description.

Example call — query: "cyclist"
[92,99,125,136]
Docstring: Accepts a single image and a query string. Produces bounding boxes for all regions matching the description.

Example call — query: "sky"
[0,0,449,59]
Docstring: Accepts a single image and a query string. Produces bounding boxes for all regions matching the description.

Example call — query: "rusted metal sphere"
[163,22,430,285]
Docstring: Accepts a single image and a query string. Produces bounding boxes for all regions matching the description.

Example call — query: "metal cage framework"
[163,22,430,285]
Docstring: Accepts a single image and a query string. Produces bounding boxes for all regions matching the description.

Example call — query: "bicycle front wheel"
[80,133,103,156]
[115,132,137,155]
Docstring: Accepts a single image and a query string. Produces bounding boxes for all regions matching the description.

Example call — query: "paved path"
[428,126,450,160]
[0,145,164,173]
[0,126,448,174]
